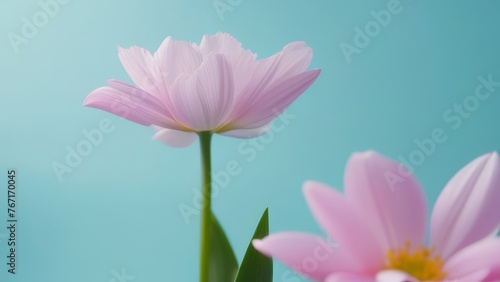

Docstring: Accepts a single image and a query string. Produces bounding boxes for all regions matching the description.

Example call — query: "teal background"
[1,1,500,281]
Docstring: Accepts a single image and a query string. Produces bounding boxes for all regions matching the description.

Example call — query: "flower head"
[253,151,500,282]
[84,33,320,147]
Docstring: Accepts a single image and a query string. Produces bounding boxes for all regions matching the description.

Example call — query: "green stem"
[199,131,212,282]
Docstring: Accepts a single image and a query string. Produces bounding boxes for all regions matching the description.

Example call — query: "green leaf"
[234,208,272,282]
[209,212,239,282]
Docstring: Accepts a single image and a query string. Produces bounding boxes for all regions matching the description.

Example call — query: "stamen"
[385,242,447,281]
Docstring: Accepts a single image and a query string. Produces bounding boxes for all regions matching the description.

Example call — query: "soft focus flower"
[253,151,500,282]
[83,32,320,147]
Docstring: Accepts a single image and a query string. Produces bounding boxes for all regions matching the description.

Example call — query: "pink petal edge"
[170,54,234,131]
[430,152,500,259]
[218,124,271,138]
[444,238,500,281]
[151,126,197,148]
[253,232,357,281]
[375,270,418,282]
[303,180,383,274]
[227,69,321,129]
[84,81,179,129]
[344,151,427,252]
[326,272,374,282]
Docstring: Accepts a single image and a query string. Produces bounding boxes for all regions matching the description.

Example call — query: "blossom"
[253,151,500,281]
[83,32,320,147]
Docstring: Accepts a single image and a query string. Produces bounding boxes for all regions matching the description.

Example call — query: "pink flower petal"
[197,32,257,96]
[83,81,179,129]
[151,127,197,147]
[450,269,490,282]
[253,232,358,281]
[247,41,313,95]
[86,34,321,138]
[375,270,418,282]
[227,69,321,129]
[344,151,427,252]
[227,42,314,126]
[153,36,203,90]
[326,272,374,282]
[430,152,500,259]
[219,124,270,138]
[118,45,163,96]
[304,181,383,274]
[170,54,234,131]
[444,238,500,281]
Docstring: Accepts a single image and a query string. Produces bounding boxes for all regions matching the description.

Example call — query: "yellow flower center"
[384,242,447,281]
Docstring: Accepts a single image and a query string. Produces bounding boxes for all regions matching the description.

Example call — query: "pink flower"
[83,33,320,147]
[253,151,500,282]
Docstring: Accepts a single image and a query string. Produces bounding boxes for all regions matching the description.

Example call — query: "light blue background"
[1,1,500,281]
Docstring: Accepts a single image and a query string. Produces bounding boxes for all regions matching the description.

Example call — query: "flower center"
[384,242,447,281]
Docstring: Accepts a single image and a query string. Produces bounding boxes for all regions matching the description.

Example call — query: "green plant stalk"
[199,131,212,282]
